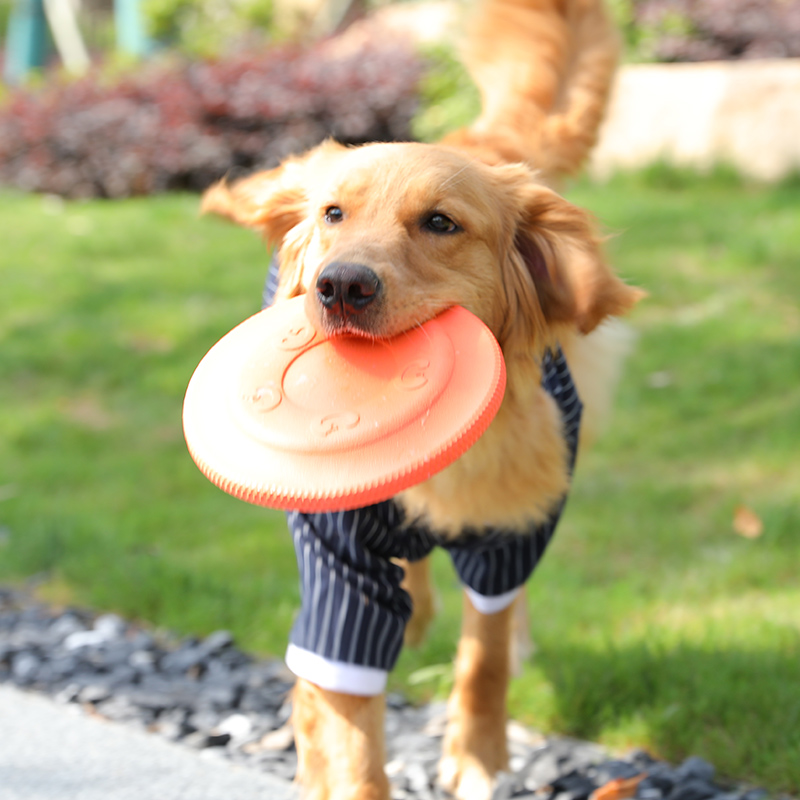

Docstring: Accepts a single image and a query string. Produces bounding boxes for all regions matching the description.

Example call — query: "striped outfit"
[261,263,582,694]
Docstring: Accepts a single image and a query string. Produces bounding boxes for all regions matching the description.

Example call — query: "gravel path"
[0,587,771,800]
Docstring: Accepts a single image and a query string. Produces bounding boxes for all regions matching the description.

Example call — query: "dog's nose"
[315,262,381,316]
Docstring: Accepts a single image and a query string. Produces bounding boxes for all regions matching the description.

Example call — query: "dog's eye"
[324,206,344,224]
[424,213,460,234]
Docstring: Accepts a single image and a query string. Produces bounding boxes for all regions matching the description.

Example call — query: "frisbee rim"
[182,302,506,512]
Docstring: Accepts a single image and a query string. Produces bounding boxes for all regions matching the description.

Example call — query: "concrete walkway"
[0,684,297,800]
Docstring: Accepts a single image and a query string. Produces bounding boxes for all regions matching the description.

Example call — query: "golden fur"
[201,0,642,797]
[293,678,390,800]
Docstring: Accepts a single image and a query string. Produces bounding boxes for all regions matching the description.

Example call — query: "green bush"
[143,0,273,57]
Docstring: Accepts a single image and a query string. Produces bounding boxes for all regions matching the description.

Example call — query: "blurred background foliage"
[142,0,273,57]
[135,0,800,62]
[611,0,800,62]
[1,0,799,198]
[2,0,800,68]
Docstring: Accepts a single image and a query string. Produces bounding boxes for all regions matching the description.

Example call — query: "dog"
[201,1,642,798]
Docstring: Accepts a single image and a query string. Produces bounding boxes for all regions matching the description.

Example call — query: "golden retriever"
[201,0,642,798]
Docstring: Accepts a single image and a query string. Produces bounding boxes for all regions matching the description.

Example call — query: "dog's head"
[202,140,641,356]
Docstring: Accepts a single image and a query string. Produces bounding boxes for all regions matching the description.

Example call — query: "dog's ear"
[200,140,346,248]
[500,167,643,338]
[201,167,306,248]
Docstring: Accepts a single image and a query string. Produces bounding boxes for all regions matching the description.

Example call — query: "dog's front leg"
[292,677,390,800]
[439,592,513,800]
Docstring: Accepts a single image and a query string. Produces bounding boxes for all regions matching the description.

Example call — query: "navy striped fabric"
[262,259,281,309]
[261,263,582,673]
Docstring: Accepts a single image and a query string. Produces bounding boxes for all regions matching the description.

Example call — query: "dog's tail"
[443,0,619,180]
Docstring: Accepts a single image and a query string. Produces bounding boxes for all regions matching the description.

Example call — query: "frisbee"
[183,295,505,512]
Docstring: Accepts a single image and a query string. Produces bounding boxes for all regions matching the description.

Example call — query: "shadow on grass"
[533,636,800,792]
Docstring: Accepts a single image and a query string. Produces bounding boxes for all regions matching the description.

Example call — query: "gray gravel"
[0,587,774,800]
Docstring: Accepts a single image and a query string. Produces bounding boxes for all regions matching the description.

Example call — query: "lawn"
[1,169,798,793]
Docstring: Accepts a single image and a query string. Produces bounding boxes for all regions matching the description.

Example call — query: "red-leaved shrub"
[634,0,800,61]
[0,38,423,197]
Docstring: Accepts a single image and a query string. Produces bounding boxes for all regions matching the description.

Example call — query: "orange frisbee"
[183,295,505,512]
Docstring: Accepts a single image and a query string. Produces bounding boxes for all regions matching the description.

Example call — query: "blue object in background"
[114,0,154,57]
[3,0,154,85]
[3,0,49,85]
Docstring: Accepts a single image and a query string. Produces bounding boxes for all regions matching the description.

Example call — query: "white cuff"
[285,644,388,696]
[464,586,520,615]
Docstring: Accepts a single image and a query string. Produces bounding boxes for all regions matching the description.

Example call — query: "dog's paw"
[437,712,507,800]
[438,753,495,800]
[298,785,387,800]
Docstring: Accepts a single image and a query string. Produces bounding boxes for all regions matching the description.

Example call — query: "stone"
[253,723,295,752]
[77,683,113,704]
[741,791,768,800]
[593,759,646,784]
[105,664,136,687]
[216,713,253,742]
[492,772,526,800]
[11,651,41,685]
[666,778,718,800]
[204,731,232,748]
[386,692,408,710]
[152,707,192,741]
[508,719,546,748]
[96,696,155,726]
[676,757,716,784]
[276,696,293,725]
[98,641,137,670]
[421,709,448,738]
[551,770,598,800]
[93,613,127,638]
[44,653,81,679]
[629,750,660,769]
[641,763,680,794]
[637,786,665,800]
[54,682,82,703]
[524,749,565,790]
[129,648,157,672]
[188,708,223,734]
[183,730,212,749]
[10,623,51,649]
[64,629,110,650]
[386,759,406,778]
[240,687,280,714]
[405,762,431,793]
[200,630,234,654]
[47,613,87,642]
[124,688,180,713]
[195,683,240,712]
[159,643,206,674]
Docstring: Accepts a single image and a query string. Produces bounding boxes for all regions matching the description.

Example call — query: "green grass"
[0,195,299,651]
[1,170,799,792]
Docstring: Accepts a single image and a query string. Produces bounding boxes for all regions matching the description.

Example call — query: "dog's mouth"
[317,314,381,339]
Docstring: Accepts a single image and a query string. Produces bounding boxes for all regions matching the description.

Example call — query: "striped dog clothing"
[261,264,582,694]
